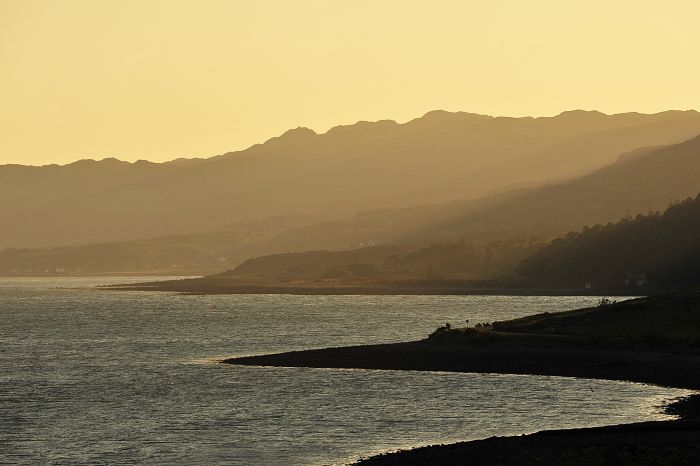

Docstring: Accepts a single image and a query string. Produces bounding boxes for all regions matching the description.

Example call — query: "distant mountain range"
[214,133,700,281]
[3,109,700,252]
[156,136,699,266]
[6,127,700,278]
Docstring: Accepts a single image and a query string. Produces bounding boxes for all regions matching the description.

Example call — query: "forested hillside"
[223,236,543,283]
[519,195,700,289]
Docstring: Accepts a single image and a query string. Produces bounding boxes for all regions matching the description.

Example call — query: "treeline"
[383,237,543,279]
[519,194,700,289]
[227,236,544,282]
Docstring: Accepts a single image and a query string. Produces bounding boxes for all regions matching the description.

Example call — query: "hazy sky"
[2,0,699,165]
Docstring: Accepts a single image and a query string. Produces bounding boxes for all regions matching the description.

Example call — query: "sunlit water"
[0,277,692,465]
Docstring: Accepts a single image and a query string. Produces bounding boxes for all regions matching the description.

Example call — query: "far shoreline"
[101,276,661,297]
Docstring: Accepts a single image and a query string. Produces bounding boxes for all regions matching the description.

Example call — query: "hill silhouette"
[5,131,700,277]
[0,213,325,276]
[519,194,700,290]
[204,134,700,284]
[266,134,700,253]
[3,110,700,251]
[221,236,543,284]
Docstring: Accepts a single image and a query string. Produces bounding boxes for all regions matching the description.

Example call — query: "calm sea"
[0,277,691,465]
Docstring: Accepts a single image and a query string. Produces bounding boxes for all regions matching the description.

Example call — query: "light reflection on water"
[0,277,691,465]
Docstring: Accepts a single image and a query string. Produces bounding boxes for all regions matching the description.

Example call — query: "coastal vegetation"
[433,288,700,346]
[520,195,700,290]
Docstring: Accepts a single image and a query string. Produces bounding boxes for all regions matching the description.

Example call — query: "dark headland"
[104,275,658,296]
[224,288,700,464]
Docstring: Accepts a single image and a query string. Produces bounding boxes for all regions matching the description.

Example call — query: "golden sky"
[1,0,699,165]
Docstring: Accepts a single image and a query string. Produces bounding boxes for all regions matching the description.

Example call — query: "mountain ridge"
[5,109,698,169]
[3,109,700,251]
[5,132,700,277]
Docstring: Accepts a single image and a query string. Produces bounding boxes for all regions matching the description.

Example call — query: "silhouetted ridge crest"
[556,110,606,119]
[406,110,493,129]
[66,157,131,167]
[324,119,399,138]
[262,127,318,147]
[3,109,700,251]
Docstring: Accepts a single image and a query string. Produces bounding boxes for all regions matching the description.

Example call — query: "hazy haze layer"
[3,110,700,250]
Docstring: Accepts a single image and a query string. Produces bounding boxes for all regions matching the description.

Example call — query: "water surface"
[0,277,690,465]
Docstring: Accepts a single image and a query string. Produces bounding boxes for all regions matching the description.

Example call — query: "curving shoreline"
[351,413,700,465]
[223,340,700,390]
[221,291,700,464]
[223,341,700,464]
